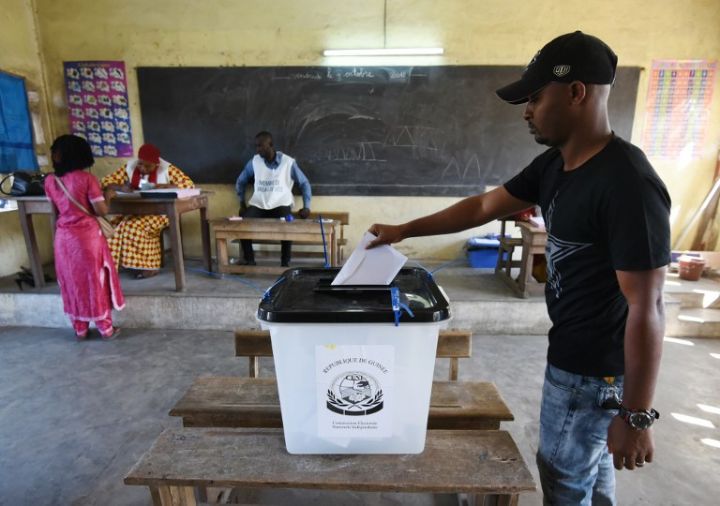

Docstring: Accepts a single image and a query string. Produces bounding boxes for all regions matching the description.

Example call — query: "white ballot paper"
[332,232,407,285]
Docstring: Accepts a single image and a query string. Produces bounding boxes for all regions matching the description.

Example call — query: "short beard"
[533,134,551,146]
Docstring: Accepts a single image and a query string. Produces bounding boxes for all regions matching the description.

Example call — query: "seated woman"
[44,135,125,340]
[101,143,194,278]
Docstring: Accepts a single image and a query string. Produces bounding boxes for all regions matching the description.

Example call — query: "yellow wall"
[3,0,720,274]
[0,0,53,278]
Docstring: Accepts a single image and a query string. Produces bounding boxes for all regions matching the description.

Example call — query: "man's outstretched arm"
[368,186,532,248]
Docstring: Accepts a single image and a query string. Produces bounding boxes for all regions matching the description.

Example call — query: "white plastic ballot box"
[257,267,451,454]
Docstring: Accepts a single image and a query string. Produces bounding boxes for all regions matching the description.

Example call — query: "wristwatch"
[618,405,660,430]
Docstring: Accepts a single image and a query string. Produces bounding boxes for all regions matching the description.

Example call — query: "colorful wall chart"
[641,60,716,159]
[63,61,133,158]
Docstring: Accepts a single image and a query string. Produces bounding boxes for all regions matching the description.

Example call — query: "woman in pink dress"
[44,135,125,340]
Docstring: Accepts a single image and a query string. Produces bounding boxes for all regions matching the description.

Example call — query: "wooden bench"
[124,427,536,506]
[169,376,513,430]
[235,328,472,381]
[293,211,349,262]
[170,328,512,430]
[212,218,340,275]
[246,211,350,264]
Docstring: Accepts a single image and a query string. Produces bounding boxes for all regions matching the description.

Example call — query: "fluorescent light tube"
[323,48,444,57]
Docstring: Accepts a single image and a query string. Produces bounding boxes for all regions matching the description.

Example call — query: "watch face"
[629,412,654,430]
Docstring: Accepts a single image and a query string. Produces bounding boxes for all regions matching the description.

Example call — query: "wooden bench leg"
[517,242,533,298]
[249,356,260,378]
[153,485,197,506]
[468,493,519,506]
[216,238,229,274]
[449,357,459,381]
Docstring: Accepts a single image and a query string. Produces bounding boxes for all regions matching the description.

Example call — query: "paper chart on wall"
[641,60,716,160]
[63,61,133,158]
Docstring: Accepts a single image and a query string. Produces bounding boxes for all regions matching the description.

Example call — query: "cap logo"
[553,65,571,77]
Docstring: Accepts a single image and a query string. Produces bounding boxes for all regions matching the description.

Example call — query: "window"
[0,70,39,212]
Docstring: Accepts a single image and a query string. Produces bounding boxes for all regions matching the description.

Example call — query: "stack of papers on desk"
[332,232,407,286]
[139,188,201,199]
[114,190,138,197]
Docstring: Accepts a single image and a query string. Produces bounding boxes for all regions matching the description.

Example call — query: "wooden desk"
[169,376,514,430]
[124,427,535,505]
[211,217,339,275]
[8,194,211,292]
[495,220,548,298]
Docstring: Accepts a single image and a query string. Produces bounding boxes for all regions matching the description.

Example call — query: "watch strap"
[619,405,660,429]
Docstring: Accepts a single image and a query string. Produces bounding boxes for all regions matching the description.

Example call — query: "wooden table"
[495,220,548,298]
[124,427,535,506]
[211,217,339,275]
[8,194,211,292]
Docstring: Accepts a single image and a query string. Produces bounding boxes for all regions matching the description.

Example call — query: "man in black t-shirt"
[368,31,670,505]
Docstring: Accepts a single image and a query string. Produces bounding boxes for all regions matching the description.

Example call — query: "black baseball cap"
[496,31,618,105]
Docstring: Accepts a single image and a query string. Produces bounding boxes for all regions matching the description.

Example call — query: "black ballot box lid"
[257,268,450,324]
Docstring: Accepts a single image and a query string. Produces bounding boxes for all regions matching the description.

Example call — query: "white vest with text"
[248,153,295,209]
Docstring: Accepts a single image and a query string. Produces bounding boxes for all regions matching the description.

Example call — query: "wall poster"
[641,60,717,159]
[63,61,133,158]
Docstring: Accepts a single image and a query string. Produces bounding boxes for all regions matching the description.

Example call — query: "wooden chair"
[235,327,471,381]
[495,220,548,298]
[495,219,523,280]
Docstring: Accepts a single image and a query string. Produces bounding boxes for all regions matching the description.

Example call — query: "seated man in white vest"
[235,131,312,266]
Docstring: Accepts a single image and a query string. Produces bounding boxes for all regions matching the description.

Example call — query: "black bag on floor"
[0,171,46,196]
[14,266,54,290]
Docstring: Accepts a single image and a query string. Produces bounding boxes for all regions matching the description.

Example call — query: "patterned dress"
[44,171,125,333]
[101,163,194,271]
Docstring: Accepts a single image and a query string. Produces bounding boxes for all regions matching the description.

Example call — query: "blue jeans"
[537,364,624,506]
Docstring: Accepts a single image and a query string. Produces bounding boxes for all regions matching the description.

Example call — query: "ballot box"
[257,267,451,454]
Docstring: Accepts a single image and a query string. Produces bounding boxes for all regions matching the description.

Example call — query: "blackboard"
[138,66,640,196]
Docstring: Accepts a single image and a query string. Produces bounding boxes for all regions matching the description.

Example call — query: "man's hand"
[367,223,405,248]
[607,416,654,470]
[298,207,311,219]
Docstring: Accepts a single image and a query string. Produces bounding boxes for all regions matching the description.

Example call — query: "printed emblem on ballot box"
[327,372,383,416]
[316,344,394,438]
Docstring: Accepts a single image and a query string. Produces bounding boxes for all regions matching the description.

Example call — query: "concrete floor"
[0,327,719,505]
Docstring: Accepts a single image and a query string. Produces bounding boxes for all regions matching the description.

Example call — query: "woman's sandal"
[134,270,159,279]
[101,327,121,341]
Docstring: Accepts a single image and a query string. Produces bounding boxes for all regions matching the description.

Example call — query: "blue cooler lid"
[257,267,450,323]
[466,235,501,249]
